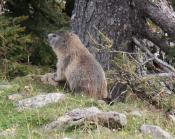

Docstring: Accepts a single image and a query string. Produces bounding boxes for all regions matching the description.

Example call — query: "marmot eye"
[52,34,57,37]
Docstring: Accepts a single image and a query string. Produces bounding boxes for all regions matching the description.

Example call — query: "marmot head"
[48,32,66,49]
[48,31,86,57]
[48,31,70,57]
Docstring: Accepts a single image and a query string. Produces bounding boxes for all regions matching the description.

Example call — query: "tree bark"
[71,0,134,49]
[0,0,4,14]
[71,0,175,69]
[134,0,175,37]
[71,0,140,68]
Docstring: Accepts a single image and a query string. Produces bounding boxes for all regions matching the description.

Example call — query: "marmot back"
[47,31,108,100]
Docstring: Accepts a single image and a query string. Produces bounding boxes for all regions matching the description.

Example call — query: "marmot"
[41,32,108,100]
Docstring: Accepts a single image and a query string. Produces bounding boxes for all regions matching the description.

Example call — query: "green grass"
[0,75,175,139]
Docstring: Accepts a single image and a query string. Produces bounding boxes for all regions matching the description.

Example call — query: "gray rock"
[44,115,79,131]
[16,93,65,111]
[8,94,23,101]
[44,107,127,131]
[141,124,174,139]
[96,111,127,128]
[67,107,102,119]
[130,111,142,117]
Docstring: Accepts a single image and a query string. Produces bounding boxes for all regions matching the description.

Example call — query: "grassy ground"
[0,75,175,139]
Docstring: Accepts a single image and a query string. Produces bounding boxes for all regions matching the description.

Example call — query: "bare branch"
[142,73,175,80]
[132,37,175,72]
[143,26,171,53]
[140,57,155,66]
[107,50,138,55]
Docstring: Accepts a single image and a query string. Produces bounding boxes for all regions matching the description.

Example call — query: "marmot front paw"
[41,73,58,86]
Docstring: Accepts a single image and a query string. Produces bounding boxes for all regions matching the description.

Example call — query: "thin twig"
[108,50,138,55]
[88,32,105,49]
[142,72,175,80]
[109,90,127,105]
[140,57,155,66]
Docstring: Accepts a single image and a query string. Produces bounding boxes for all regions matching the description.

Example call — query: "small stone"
[0,127,16,137]
[97,100,106,105]
[16,93,65,111]
[130,111,142,117]
[0,85,12,90]
[167,109,175,124]
[168,114,175,123]
[170,42,175,47]
[8,94,23,101]
[163,87,173,95]
[141,124,174,139]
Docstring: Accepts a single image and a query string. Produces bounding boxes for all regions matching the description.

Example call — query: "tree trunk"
[0,0,4,14]
[71,0,145,69]
[71,0,175,69]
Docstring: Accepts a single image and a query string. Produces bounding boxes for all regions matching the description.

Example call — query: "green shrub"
[1,0,69,65]
[0,15,32,62]
[0,0,70,79]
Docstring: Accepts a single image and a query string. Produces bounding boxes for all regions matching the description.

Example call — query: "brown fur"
[41,32,108,99]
